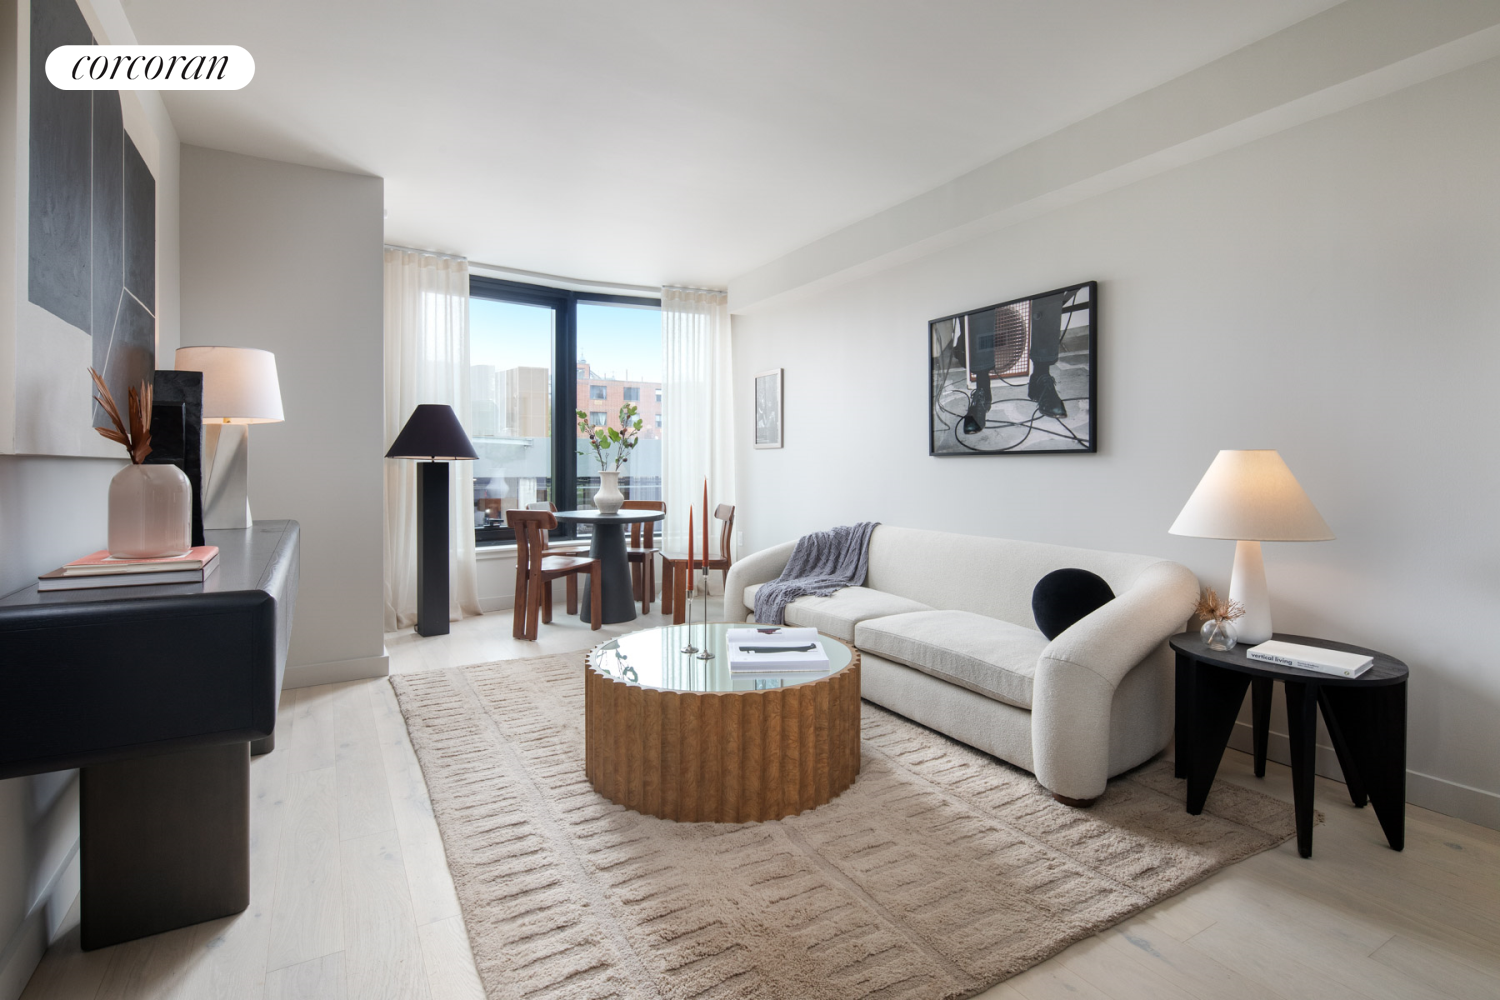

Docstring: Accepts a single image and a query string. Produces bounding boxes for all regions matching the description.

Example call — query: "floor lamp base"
[416,462,450,637]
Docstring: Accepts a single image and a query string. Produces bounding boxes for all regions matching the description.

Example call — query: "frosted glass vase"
[593,470,624,515]
[109,463,192,558]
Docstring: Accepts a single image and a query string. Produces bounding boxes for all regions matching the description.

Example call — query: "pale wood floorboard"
[19,605,1500,999]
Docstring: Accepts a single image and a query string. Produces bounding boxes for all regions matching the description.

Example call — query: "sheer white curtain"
[661,287,736,564]
[383,247,481,630]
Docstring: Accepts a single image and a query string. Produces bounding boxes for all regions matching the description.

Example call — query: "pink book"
[58,546,220,576]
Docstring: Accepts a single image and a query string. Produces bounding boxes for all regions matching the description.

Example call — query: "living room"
[1,1,1497,998]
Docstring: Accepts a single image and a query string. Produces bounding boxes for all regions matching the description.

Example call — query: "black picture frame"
[928,280,1097,456]
[146,370,205,546]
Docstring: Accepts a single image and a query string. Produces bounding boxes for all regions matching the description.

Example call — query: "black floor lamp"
[385,404,478,636]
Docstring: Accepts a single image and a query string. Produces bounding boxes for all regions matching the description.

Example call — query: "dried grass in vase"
[1193,587,1245,623]
[89,367,153,463]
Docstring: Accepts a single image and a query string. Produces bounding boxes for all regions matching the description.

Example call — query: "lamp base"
[203,424,252,530]
[1229,539,1272,644]
[416,462,451,637]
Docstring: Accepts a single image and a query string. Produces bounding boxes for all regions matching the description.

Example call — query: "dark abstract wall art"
[10,0,157,454]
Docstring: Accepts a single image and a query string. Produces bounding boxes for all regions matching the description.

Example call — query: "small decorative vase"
[1201,617,1238,652]
[109,463,192,558]
[593,469,624,515]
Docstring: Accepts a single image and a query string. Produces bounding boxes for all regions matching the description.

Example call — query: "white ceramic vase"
[109,463,192,558]
[593,469,624,515]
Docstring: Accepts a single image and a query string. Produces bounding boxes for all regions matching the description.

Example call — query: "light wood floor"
[20,605,1500,1000]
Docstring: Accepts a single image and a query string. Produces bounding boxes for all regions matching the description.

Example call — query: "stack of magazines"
[37,546,220,592]
[727,626,830,672]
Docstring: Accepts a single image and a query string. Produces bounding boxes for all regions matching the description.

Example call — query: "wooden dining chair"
[525,501,587,557]
[506,508,601,639]
[621,500,665,614]
[662,503,736,625]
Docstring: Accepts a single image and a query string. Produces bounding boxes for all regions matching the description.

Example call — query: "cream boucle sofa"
[723,526,1199,803]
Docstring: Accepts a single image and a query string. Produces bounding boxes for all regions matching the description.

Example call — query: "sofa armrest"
[1031,560,1199,800]
[723,540,798,621]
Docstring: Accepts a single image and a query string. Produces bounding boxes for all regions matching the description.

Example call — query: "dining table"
[550,508,667,625]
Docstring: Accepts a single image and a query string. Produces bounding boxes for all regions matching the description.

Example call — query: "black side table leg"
[1174,652,1194,779]
[1284,680,1319,858]
[1251,676,1273,778]
[1186,664,1250,815]
[1318,687,1367,808]
[1322,680,1407,851]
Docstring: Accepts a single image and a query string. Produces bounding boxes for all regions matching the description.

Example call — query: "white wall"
[179,146,387,686]
[0,0,181,988]
[731,57,1500,829]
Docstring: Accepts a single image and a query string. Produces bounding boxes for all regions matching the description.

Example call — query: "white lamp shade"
[175,346,285,423]
[1169,449,1333,541]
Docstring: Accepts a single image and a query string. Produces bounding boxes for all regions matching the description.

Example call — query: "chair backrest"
[714,504,735,563]
[622,500,665,547]
[526,501,556,548]
[506,508,558,571]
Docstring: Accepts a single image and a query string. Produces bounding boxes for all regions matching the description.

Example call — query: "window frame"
[468,275,660,546]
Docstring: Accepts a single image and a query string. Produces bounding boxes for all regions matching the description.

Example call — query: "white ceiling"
[122,0,1343,288]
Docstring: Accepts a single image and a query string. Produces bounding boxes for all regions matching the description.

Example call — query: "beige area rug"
[390,654,1299,1000]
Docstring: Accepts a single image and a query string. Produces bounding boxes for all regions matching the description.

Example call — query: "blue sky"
[470,299,662,383]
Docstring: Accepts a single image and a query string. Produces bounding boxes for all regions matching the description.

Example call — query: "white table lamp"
[175,346,285,529]
[1169,450,1333,644]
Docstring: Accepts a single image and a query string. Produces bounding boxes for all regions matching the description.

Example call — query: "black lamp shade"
[385,404,478,460]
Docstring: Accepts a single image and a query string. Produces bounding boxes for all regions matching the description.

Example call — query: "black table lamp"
[385,404,478,636]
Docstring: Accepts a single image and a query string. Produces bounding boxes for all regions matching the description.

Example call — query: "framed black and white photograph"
[754,368,783,449]
[929,281,1096,455]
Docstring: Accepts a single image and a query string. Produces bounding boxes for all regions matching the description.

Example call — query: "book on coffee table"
[728,626,831,672]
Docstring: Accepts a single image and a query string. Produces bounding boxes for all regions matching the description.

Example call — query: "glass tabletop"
[588,623,854,693]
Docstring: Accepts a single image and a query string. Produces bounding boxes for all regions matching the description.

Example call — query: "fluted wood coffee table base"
[585,651,861,823]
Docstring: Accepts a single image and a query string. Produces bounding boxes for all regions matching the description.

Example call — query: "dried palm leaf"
[88,367,153,463]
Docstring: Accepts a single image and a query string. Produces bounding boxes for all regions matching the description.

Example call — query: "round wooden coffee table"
[585,623,861,823]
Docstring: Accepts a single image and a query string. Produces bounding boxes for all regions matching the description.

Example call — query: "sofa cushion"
[855,610,1050,710]
[744,582,764,611]
[782,587,935,642]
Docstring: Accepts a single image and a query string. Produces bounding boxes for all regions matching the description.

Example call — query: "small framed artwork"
[929,280,1096,455]
[754,368,783,449]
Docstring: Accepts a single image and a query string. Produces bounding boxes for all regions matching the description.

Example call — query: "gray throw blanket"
[753,522,880,625]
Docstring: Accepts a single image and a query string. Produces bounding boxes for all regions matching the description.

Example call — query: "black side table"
[1171,632,1408,859]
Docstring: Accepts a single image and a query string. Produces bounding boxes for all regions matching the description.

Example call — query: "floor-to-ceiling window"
[468,277,660,545]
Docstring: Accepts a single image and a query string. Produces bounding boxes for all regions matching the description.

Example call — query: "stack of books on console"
[37,546,220,592]
[727,626,830,672]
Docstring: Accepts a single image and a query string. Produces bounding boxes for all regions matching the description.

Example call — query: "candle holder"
[680,564,700,653]
[695,566,715,660]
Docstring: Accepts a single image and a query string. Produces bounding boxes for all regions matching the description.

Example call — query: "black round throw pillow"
[1032,568,1115,640]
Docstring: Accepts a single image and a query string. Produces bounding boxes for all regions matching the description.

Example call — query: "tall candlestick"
[681,504,699,653]
[702,479,709,572]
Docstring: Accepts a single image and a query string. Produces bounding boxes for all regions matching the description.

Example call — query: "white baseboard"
[1406,770,1500,832]
[284,651,390,688]
[1227,720,1500,832]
